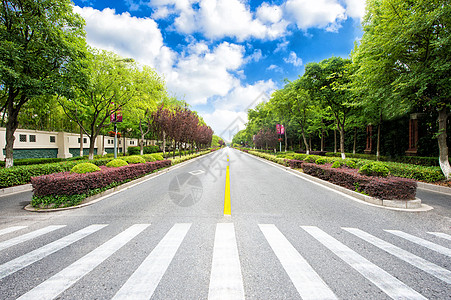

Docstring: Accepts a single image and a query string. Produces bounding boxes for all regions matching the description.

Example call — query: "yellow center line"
[224,165,231,216]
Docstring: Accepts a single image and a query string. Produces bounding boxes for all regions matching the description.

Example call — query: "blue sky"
[72,0,365,141]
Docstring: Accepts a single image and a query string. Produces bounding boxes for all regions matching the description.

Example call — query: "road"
[0,147,450,299]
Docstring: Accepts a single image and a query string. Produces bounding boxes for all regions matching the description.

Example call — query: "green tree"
[59,49,138,159]
[303,57,355,159]
[122,66,166,155]
[355,0,451,178]
[0,0,86,167]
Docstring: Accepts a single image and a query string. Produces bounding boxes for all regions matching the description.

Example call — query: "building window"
[19,134,27,142]
[130,141,134,145]
[83,138,87,144]
[78,138,81,144]
[29,135,36,142]
[50,136,56,143]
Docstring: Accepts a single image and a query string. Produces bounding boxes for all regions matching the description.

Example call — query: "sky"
[72,0,365,142]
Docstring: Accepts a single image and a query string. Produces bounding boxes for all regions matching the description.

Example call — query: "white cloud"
[284,51,303,67]
[284,0,346,32]
[246,49,263,63]
[215,80,276,111]
[274,40,289,53]
[202,109,249,140]
[343,0,366,19]
[73,6,175,72]
[148,0,287,41]
[165,41,245,105]
[267,64,283,73]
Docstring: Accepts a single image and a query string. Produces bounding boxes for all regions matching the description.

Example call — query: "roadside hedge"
[302,163,417,200]
[31,160,171,197]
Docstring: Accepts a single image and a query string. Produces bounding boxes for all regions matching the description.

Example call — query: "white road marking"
[386,230,451,257]
[260,224,337,300]
[0,224,107,280]
[17,224,149,300]
[302,226,426,300]
[344,227,451,284]
[208,223,245,300]
[112,223,191,300]
[0,225,66,251]
[427,232,451,242]
[189,170,205,175]
[0,226,27,236]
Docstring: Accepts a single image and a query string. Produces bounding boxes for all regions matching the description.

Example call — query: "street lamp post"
[113,121,118,159]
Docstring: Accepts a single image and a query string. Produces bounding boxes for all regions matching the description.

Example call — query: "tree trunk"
[4,93,22,168]
[162,131,166,157]
[79,126,84,157]
[334,129,337,153]
[88,136,95,160]
[284,129,287,152]
[376,110,382,161]
[353,127,357,155]
[4,115,19,168]
[300,126,309,155]
[438,106,451,180]
[339,124,346,159]
[122,130,126,156]
[140,134,145,155]
[321,128,325,152]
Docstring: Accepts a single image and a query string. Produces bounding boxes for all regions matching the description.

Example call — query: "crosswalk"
[0,223,449,299]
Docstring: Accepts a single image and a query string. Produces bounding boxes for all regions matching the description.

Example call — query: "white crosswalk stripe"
[344,227,451,284]
[112,223,191,300]
[0,223,448,299]
[0,224,107,280]
[0,225,66,251]
[428,231,451,241]
[17,224,150,300]
[208,223,245,300]
[0,226,27,237]
[302,226,427,300]
[386,229,451,257]
[260,224,337,300]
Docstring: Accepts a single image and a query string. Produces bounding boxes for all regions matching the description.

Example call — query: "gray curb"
[240,150,433,212]
[18,150,219,212]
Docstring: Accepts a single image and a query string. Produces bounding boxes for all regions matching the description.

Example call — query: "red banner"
[281,125,285,135]
[276,124,281,134]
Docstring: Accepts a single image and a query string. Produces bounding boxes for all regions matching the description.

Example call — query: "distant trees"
[151,104,213,157]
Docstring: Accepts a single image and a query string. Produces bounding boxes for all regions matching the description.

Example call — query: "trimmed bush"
[141,154,156,162]
[106,159,128,168]
[315,157,327,165]
[359,162,390,177]
[70,163,101,174]
[127,146,140,155]
[287,160,303,169]
[332,159,357,169]
[302,163,416,200]
[331,160,342,168]
[293,153,308,161]
[150,153,164,161]
[122,155,146,164]
[31,160,172,197]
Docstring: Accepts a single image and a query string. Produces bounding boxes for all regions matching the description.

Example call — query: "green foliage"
[141,154,156,162]
[293,154,308,161]
[359,162,390,177]
[331,160,342,168]
[315,158,327,165]
[106,159,128,168]
[127,147,140,155]
[304,155,321,163]
[31,194,86,209]
[150,153,164,161]
[122,155,146,164]
[70,163,101,174]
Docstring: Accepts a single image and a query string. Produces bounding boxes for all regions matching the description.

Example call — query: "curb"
[417,181,451,196]
[238,150,433,212]
[22,150,220,213]
[0,184,33,197]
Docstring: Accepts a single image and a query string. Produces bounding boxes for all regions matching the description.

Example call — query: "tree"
[303,57,355,159]
[122,66,166,155]
[0,0,86,167]
[355,0,451,178]
[59,49,138,159]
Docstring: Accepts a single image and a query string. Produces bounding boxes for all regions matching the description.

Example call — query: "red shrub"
[31,160,171,196]
[287,160,303,169]
[302,163,416,200]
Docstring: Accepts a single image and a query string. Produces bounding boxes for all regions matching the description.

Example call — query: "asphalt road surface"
[0,147,450,299]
